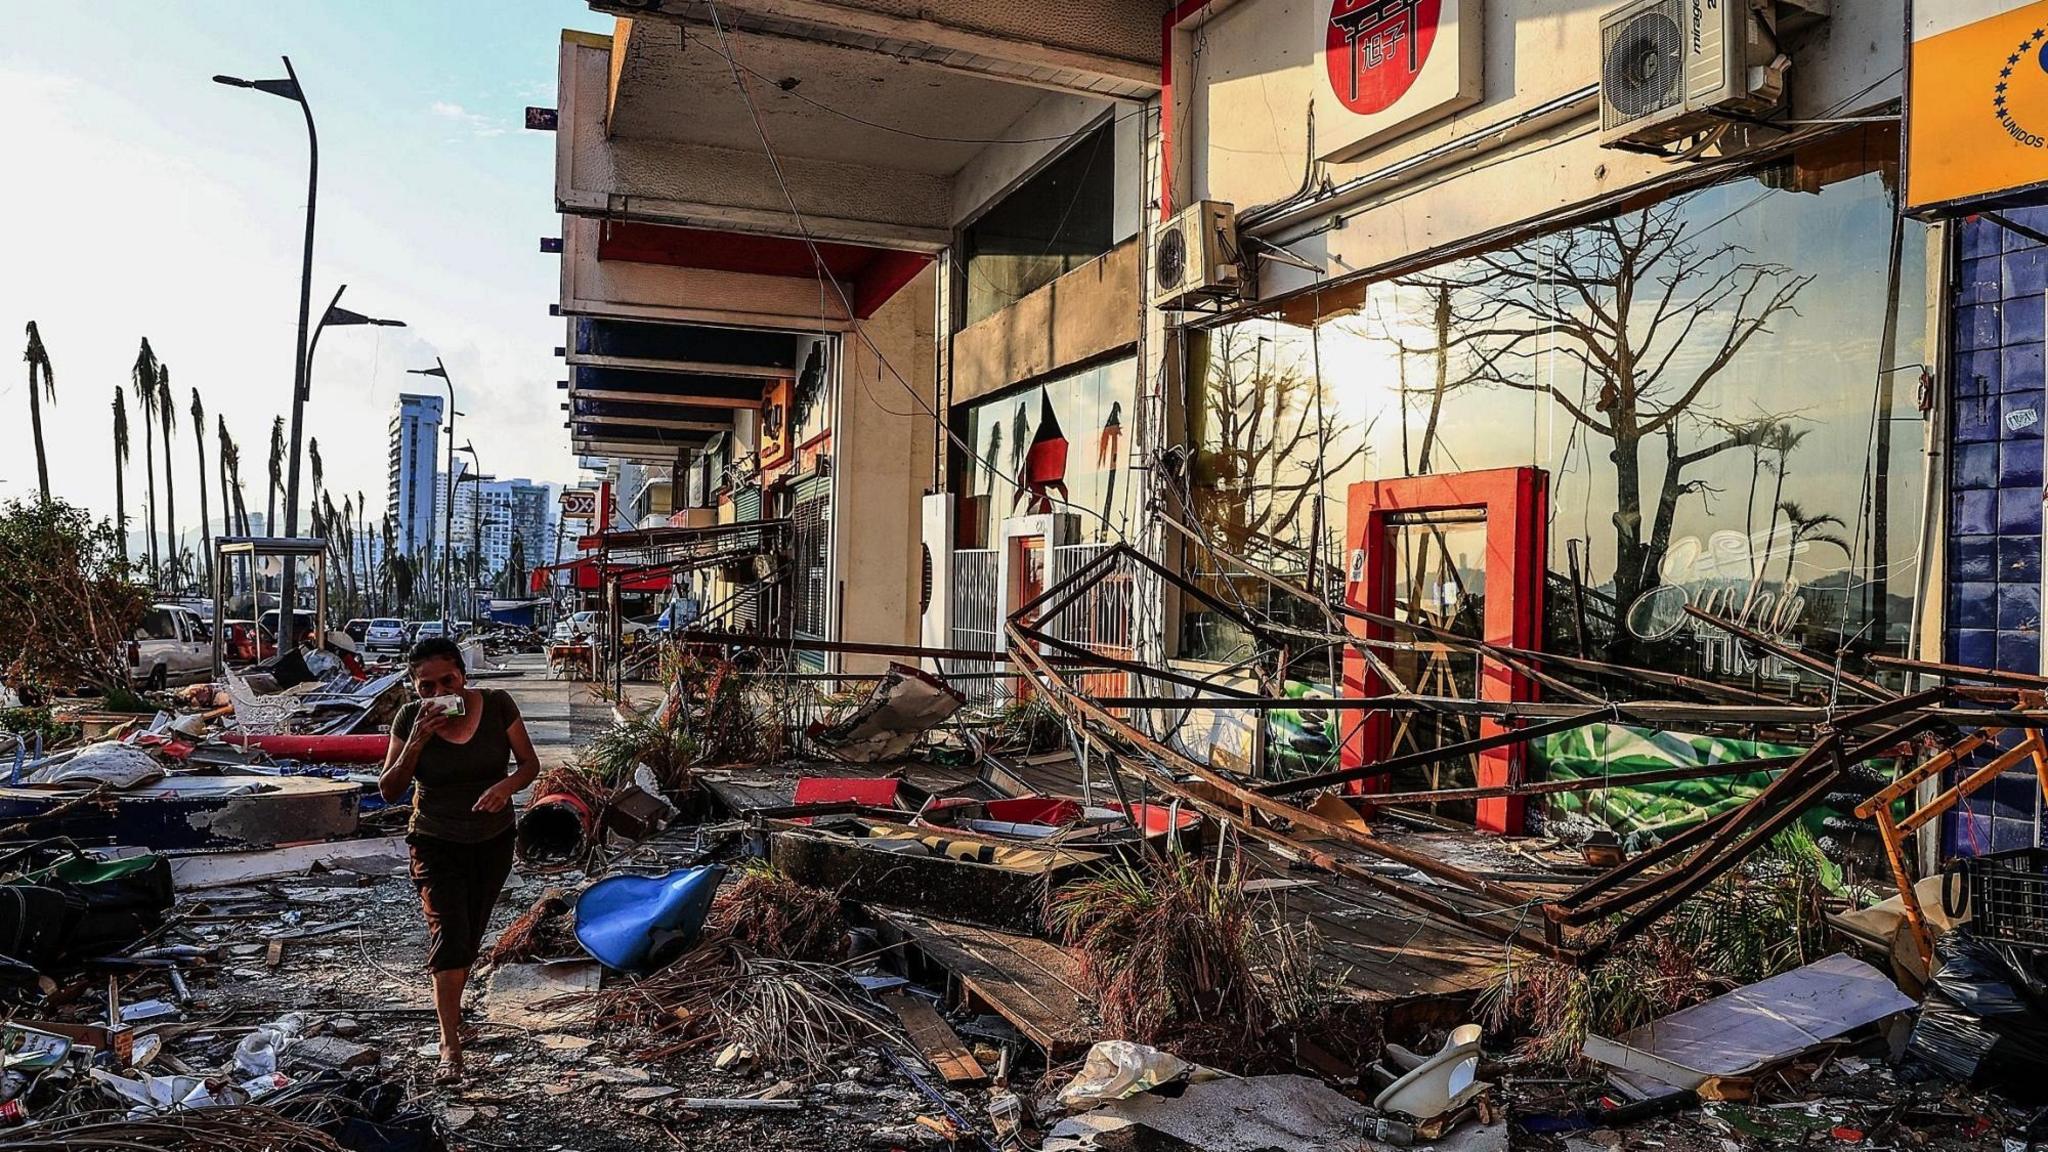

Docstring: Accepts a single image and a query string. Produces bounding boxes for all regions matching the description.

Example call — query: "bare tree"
[189,388,211,591]
[266,416,285,537]
[1194,326,1369,568]
[155,366,177,590]
[1466,202,1811,620]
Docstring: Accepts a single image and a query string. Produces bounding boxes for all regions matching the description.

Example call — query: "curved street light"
[215,56,318,651]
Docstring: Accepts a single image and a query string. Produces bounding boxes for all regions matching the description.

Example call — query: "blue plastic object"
[574,865,727,973]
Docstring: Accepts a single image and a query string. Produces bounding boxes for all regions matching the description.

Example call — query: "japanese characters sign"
[1318,0,1481,162]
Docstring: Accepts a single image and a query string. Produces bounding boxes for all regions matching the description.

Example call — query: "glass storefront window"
[1182,128,1931,691]
[960,121,1118,328]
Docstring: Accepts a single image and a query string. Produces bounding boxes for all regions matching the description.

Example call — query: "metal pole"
[277,54,317,655]
[437,359,456,628]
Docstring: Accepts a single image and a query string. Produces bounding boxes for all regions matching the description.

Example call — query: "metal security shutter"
[732,486,762,523]
[792,477,831,642]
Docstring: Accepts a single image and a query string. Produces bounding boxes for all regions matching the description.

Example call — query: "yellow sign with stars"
[1907,0,2048,212]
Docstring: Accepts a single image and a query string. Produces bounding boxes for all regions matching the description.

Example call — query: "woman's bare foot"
[435,1044,465,1085]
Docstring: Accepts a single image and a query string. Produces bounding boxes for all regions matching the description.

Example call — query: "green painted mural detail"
[1537,723,1810,838]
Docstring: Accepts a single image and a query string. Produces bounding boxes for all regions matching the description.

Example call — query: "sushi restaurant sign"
[1624,528,1811,680]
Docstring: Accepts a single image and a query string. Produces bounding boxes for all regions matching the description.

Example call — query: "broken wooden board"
[877,909,1097,1058]
[881,992,987,1085]
[170,834,409,889]
[483,960,601,1031]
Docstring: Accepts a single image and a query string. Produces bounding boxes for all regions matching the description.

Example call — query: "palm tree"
[131,340,161,580]
[1760,423,1813,580]
[226,437,251,535]
[23,323,55,502]
[356,490,369,619]
[1775,501,1851,585]
[308,437,324,513]
[156,366,178,589]
[216,417,234,540]
[112,389,131,567]
[266,416,285,537]
[189,388,212,591]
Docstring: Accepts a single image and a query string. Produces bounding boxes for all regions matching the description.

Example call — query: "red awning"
[529,556,674,594]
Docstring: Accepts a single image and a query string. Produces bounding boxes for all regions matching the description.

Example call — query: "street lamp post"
[216,57,318,651]
[455,448,493,622]
[407,360,455,628]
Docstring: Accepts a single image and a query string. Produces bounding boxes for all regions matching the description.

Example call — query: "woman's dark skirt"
[407,829,515,971]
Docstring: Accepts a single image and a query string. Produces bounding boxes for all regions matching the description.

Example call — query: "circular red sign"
[1324,0,1442,116]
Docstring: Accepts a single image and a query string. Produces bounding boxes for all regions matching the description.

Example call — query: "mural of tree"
[1194,326,1369,570]
[1467,202,1812,625]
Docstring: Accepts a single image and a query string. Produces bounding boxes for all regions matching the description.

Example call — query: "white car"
[127,604,212,690]
[551,611,654,644]
[364,618,409,653]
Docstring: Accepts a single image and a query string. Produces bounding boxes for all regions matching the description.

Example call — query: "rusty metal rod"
[1256,707,1617,797]
[1682,606,1894,701]
[1362,754,1801,806]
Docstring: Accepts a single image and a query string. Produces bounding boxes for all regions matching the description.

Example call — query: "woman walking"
[379,637,539,1083]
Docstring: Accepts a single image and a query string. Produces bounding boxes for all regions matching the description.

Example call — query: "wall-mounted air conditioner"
[1598,0,1790,152]
[1153,200,1241,311]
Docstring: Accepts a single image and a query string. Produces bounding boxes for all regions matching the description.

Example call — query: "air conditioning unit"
[1598,0,1787,151]
[1153,200,1241,310]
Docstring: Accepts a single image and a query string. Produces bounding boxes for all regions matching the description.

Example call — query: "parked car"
[257,609,319,646]
[412,620,449,644]
[220,619,273,665]
[126,604,211,690]
[364,618,409,654]
[343,618,372,644]
[550,610,654,645]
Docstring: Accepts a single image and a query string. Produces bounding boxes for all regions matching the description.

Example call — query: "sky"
[0,1,614,545]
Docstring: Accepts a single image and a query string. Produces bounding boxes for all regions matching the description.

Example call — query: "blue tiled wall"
[1947,205,2048,855]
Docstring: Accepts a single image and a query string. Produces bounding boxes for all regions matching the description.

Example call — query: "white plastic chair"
[226,671,309,736]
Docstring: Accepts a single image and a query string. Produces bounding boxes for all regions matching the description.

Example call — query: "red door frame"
[1340,467,1547,834]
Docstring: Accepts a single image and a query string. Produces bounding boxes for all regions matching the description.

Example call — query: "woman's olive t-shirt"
[391,688,520,843]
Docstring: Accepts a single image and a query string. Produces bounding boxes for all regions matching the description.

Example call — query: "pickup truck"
[126,604,213,689]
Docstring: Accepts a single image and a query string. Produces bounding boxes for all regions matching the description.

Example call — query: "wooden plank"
[881,993,987,1085]
[878,909,1097,1058]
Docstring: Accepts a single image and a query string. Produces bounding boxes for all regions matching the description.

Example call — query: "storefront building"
[1116,0,1959,844]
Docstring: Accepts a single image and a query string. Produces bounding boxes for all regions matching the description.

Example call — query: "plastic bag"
[1907,933,2048,1093]
[232,1012,307,1077]
[1056,1041,1221,1111]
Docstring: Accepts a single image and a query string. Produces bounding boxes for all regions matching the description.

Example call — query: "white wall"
[1174,0,1907,286]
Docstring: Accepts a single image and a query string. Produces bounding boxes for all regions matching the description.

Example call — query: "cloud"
[429,100,507,138]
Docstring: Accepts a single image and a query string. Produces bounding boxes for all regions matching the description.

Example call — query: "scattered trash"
[807,664,964,762]
[1909,932,2048,1089]
[1057,1041,1215,1110]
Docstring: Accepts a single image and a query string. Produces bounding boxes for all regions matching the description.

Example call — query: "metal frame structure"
[995,538,2048,966]
[210,536,329,678]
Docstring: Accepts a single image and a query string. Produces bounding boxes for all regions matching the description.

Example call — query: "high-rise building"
[387,394,444,555]
[436,470,556,591]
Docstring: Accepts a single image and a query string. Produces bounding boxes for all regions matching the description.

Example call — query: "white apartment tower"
[388,394,444,556]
